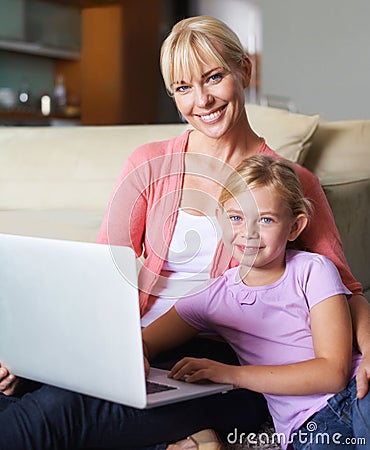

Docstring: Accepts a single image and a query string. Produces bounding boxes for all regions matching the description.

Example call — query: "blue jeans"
[0,338,268,449]
[292,378,370,449]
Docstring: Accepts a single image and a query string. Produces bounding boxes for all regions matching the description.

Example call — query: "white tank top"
[141,209,221,326]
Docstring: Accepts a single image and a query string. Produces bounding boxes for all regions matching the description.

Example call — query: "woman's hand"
[144,356,150,378]
[168,357,237,385]
[0,363,19,396]
[356,354,370,399]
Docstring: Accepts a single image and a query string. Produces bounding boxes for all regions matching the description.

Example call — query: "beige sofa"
[0,104,369,299]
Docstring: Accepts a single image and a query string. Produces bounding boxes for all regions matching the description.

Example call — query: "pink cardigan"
[96,130,362,315]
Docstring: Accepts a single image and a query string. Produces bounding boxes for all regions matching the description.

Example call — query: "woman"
[0,15,369,450]
[96,14,369,391]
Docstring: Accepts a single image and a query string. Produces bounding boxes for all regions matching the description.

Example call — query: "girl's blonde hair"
[160,15,247,95]
[219,155,312,220]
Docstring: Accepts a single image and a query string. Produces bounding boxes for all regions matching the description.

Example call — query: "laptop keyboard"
[146,380,178,394]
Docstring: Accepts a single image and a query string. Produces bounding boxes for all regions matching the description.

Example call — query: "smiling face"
[172,56,249,140]
[218,185,308,283]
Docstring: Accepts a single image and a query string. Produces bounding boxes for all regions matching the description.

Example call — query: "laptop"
[0,233,233,409]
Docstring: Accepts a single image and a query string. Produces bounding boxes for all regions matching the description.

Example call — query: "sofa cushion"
[0,124,188,211]
[0,210,103,242]
[304,120,370,180]
[246,103,319,164]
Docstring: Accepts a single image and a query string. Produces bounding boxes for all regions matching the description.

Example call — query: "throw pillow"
[246,103,320,164]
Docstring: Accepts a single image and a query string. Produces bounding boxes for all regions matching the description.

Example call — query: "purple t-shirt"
[175,249,361,448]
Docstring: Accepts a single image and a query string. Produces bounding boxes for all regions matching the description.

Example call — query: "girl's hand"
[0,363,19,396]
[356,354,370,399]
[168,357,237,385]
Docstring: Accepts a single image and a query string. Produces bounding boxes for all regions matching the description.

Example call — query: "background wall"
[191,0,262,53]
[190,0,370,121]
[190,0,262,104]
[259,0,370,120]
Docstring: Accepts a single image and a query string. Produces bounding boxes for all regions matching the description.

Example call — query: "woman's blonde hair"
[160,15,247,95]
[219,155,312,220]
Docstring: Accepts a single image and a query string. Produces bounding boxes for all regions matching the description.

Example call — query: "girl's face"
[218,186,307,276]
[172,55,249,140]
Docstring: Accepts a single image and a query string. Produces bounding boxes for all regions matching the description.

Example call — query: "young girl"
[143,155,369,449]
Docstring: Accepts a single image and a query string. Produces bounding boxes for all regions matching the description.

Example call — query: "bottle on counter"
[40,92,51,116]
[53,74,67,113]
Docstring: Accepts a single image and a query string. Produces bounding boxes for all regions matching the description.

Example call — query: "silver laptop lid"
[0,234,148,408]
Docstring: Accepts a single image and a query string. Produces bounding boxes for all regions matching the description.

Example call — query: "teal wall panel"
[0,51,54,107]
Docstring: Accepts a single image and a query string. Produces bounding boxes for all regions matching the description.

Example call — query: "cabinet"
[0,0,164,125]
[0,0,24,41]
[56,0,162,125]
[0,0,82,125]
[0,0,81,60]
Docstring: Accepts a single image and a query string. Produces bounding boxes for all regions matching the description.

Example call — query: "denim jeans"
[0,338,269,449]
[292,378,370,449]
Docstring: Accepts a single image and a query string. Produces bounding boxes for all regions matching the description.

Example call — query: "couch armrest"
[321,176,370,300]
